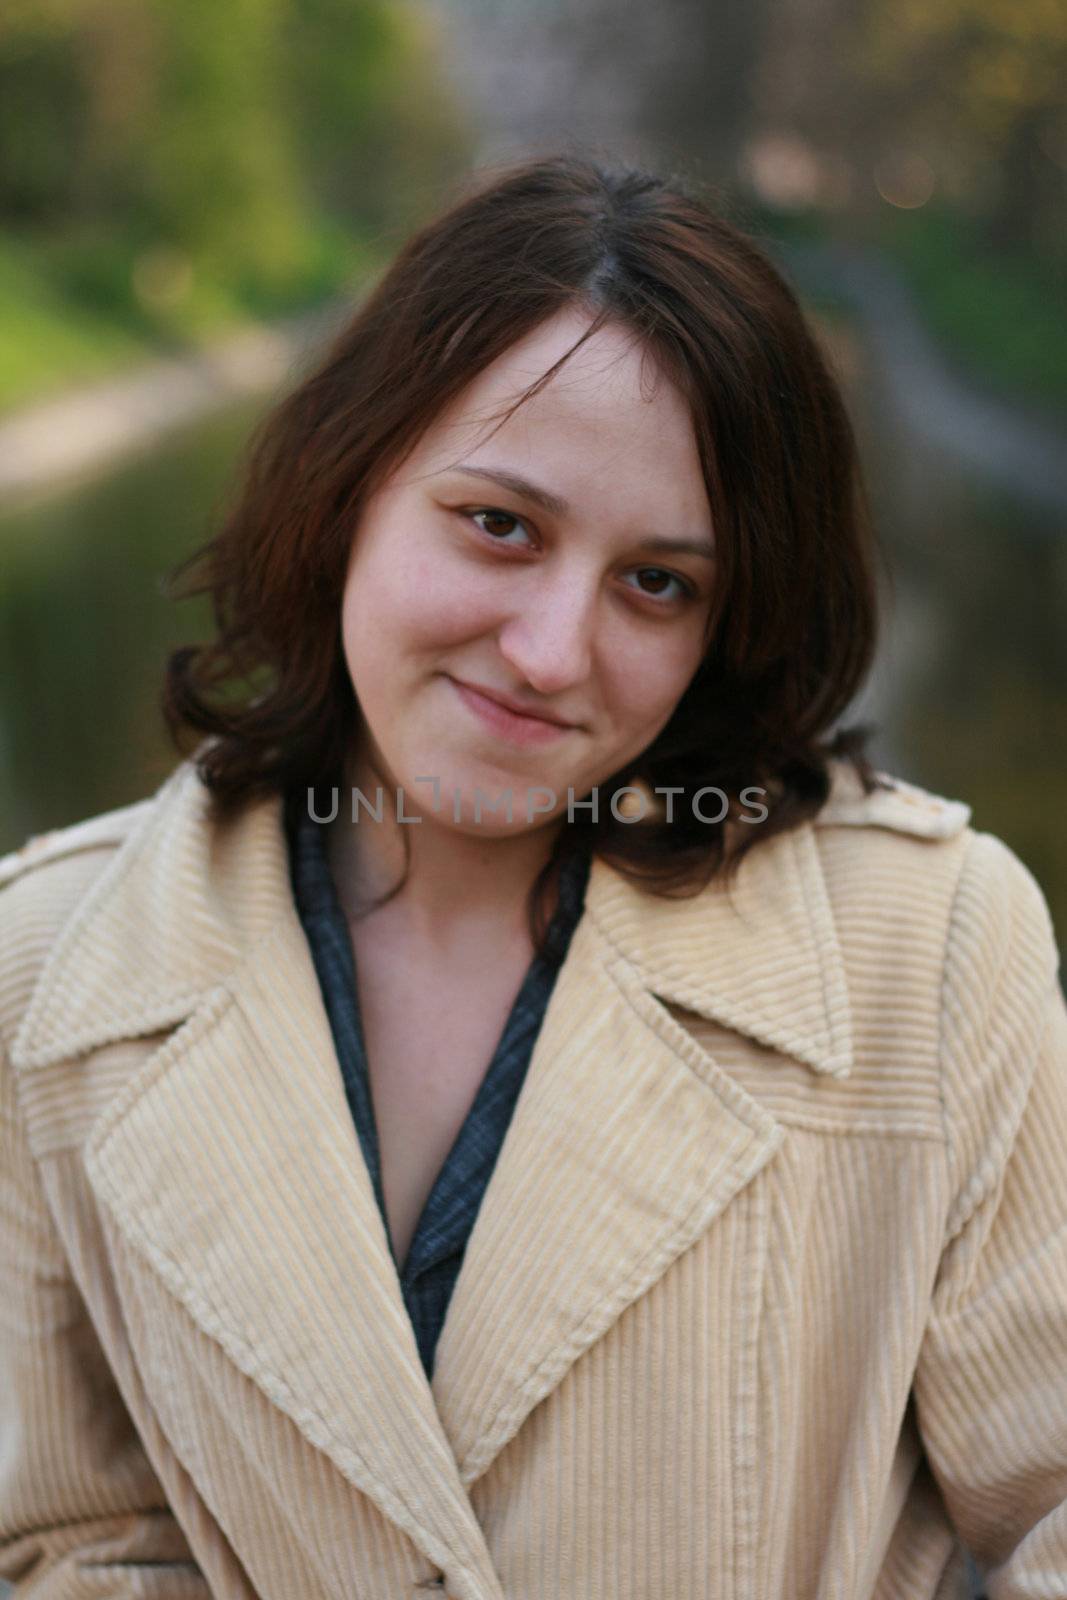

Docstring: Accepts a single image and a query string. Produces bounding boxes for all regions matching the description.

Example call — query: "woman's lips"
[447,677,575,747]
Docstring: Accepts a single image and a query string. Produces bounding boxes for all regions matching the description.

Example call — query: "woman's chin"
[396,766,565,835]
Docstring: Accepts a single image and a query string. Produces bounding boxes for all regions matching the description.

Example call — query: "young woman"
[2,154,1065,1600]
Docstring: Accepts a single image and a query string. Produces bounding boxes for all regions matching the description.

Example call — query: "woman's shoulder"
[0,756,205,917]
[813,758,973,841]
[815,757,1049,918]
[812,759,1060,1015]
[0,757,285,1075]
[0,791,158,1054]
[804,761,976,953]
[0,794,154,893]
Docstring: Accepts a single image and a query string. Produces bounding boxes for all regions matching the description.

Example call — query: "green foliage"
[860,0,1067,144]
[0,0,474,409]
[852,0,1067,260]
[746,190,1067,413]
[879,203,1067,409]
[281,0,472,237]
[0,217,390,411]
[127,0,309,293]
[0,235,145,409]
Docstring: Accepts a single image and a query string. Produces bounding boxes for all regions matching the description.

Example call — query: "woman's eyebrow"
[446,461,569,516]
[442,462,716,560]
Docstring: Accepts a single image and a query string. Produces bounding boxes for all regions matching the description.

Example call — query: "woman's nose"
[496,582,596,694]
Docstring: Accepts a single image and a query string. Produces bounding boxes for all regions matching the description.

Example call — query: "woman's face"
[339,305,716,836]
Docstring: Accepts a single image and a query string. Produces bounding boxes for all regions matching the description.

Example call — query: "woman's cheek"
[620,632,685,716]
[413,561,506,641]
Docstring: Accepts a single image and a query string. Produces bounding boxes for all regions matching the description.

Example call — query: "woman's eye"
[464,510,696,607]
[466,508,533,545]
[625,568,697,605]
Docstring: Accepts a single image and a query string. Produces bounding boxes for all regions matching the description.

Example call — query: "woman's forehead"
[401,315,706,508]
[446,308,667,418]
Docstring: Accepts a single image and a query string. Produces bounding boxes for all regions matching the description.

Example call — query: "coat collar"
[12,754,854,1081]
[10,757,855,1600]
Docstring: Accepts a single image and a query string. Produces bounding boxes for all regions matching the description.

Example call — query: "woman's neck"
[322,747,565,954]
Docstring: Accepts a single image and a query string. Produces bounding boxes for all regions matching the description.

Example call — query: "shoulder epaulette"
[0,798,152,891]
[815,767,971,840]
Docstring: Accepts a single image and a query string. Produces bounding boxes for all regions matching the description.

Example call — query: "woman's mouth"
[447,676,575,747]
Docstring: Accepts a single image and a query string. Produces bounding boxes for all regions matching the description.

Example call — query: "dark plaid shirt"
[284,788,592,1382]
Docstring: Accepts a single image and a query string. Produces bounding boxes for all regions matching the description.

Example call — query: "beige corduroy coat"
[1,755,1066,1600]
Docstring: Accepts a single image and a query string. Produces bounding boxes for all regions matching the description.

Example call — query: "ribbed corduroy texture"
[285,785,592,1382]
[1,758,1065,1600]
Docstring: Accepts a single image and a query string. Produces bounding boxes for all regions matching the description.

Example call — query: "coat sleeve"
[913,830,1067,1597]
[0,1033,212,1597]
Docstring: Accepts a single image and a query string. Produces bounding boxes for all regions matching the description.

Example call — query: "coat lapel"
[10,756,856,1573]
[431,903,788,1484]
[11,761,502,1591]
[82,913,503,1592]
[432,822,853,1483]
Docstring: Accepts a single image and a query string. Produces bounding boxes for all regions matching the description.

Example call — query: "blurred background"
[0,0,1064,965]
[0,9,1064,1597]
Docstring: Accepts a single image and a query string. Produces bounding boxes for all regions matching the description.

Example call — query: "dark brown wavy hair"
[161,150,888,954]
